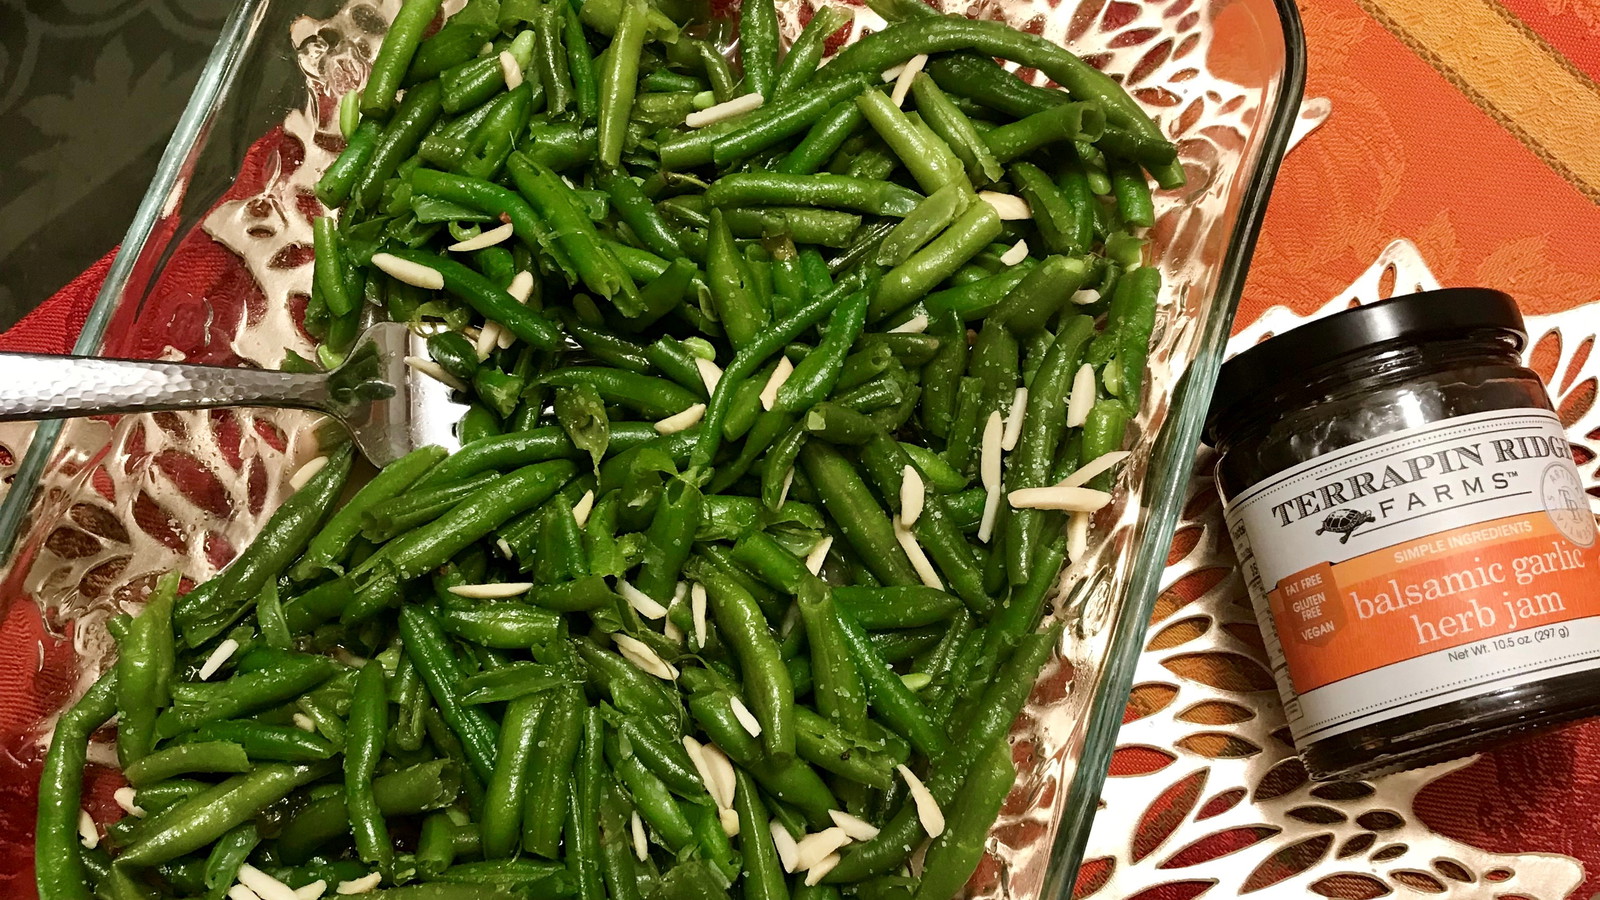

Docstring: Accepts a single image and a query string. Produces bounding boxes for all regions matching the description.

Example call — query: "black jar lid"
[1204,288,1527,445]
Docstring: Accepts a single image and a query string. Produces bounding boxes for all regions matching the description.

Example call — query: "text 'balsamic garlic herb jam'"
[1204,289,1600,780]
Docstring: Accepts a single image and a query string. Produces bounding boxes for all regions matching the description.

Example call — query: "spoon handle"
[0,353,333,422]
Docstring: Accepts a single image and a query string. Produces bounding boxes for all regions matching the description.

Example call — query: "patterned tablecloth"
[1081,0,1600,896]
[2,0,1599,896]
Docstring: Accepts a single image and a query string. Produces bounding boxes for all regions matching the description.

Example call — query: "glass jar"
[1205,288,1600,780]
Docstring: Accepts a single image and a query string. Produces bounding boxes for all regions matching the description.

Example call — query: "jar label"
[1222,408,1600,744]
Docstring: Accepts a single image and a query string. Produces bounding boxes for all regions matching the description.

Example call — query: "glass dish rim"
[1040,0,1309,886]
[0,0,1309,889]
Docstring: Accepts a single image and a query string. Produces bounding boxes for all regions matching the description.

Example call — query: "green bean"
[355,460,577,590]
[794,706,898,787]
[346,662,394,877]
[685,72,877,167]
[924,263,1032,320]
[990,254,1091,335]
[705,173,923,217]
[833,585,963,629]
[1004,162,1074,255]
[379,249,564,349]
[794,577,868,734]
[911,736,1015,900]
[482,693,548,858]
[636,476,704,602]
[362,471,499,543]
[855,88,968,195]
[799,442,917,586]
[619,756,694,851]
[353,80,443,209]
[575,638,682,725]
[564,1,600,120]
[114,571,179,767]
[402,606,500,783]
[599,786,645,900]
[1109,158,1157,227]
[910,73,1004,185]
[508,154,642,313]
[200,824,258,900]
[870,200,1001,321]
[803,400,878,445]
[181,719,335,762]
[316,120,383,208]
[364,0,445,118]
[695,562,795,757]
[407,22,493,84]
[176,446,351,646]
[36,672,116,900]
[733,770,789,900]
[123,741,250,787]
[119,763,327,867]
[1004,315,1093,581]
[692,272,860,469]
[437,602,562,647]
[707,209,770,349]
[875,183,965,267]
[523,686,584,856]
[570,709,606,900]
[835,608,948,757]
[774,289,868,412]
[539,367,700,420]
[460,661,573,704]
[533,1,574,115]
[156,653,338,738]
[724,207,863,247]
[740,0,780,98]
[277,760,461,863]
[412,427,598,488]
[982,101,1105,163]
[598,0,648,165]
[776,100,864,175]
[685,692,838,824]
[293,445,444,580]
[773,5,854,100]
[829,17,1166,145]
[600,169,685,260]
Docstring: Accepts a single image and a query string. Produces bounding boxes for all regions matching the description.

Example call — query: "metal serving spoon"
[0,323,463,465]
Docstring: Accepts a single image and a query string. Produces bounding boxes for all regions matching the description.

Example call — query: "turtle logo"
[1316,508,1375,544]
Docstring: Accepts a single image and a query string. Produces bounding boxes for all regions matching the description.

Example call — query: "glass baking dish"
[0,0,1304,894]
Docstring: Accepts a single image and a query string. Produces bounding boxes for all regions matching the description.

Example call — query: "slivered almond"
[448,582,533,599]
[1007,485,1113,512]
[372,253,444,289]
[805,535,833,575]
[793,827,853,871]
[894,520,943,590]
[770,820,800,872]
[729,695,763,737]
[614,634,679,680]
[198,638,240,681]
[897,764,945,838]
[1059,451,1130,489]
[1001,387,1028,451]
[447,221,514,252]
[829,809,880,841]
[760,356,795,410]
[1065,363,1095,427]
[655,403,707,434]
[289,456,328,490]
[978,411,1004,543]
[618,579,670,619]
[685,92,764,127]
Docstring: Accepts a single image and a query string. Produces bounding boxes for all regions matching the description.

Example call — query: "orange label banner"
[1267,513,1600,692]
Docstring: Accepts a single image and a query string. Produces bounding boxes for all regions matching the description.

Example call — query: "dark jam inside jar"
[1206,289,1600,780]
